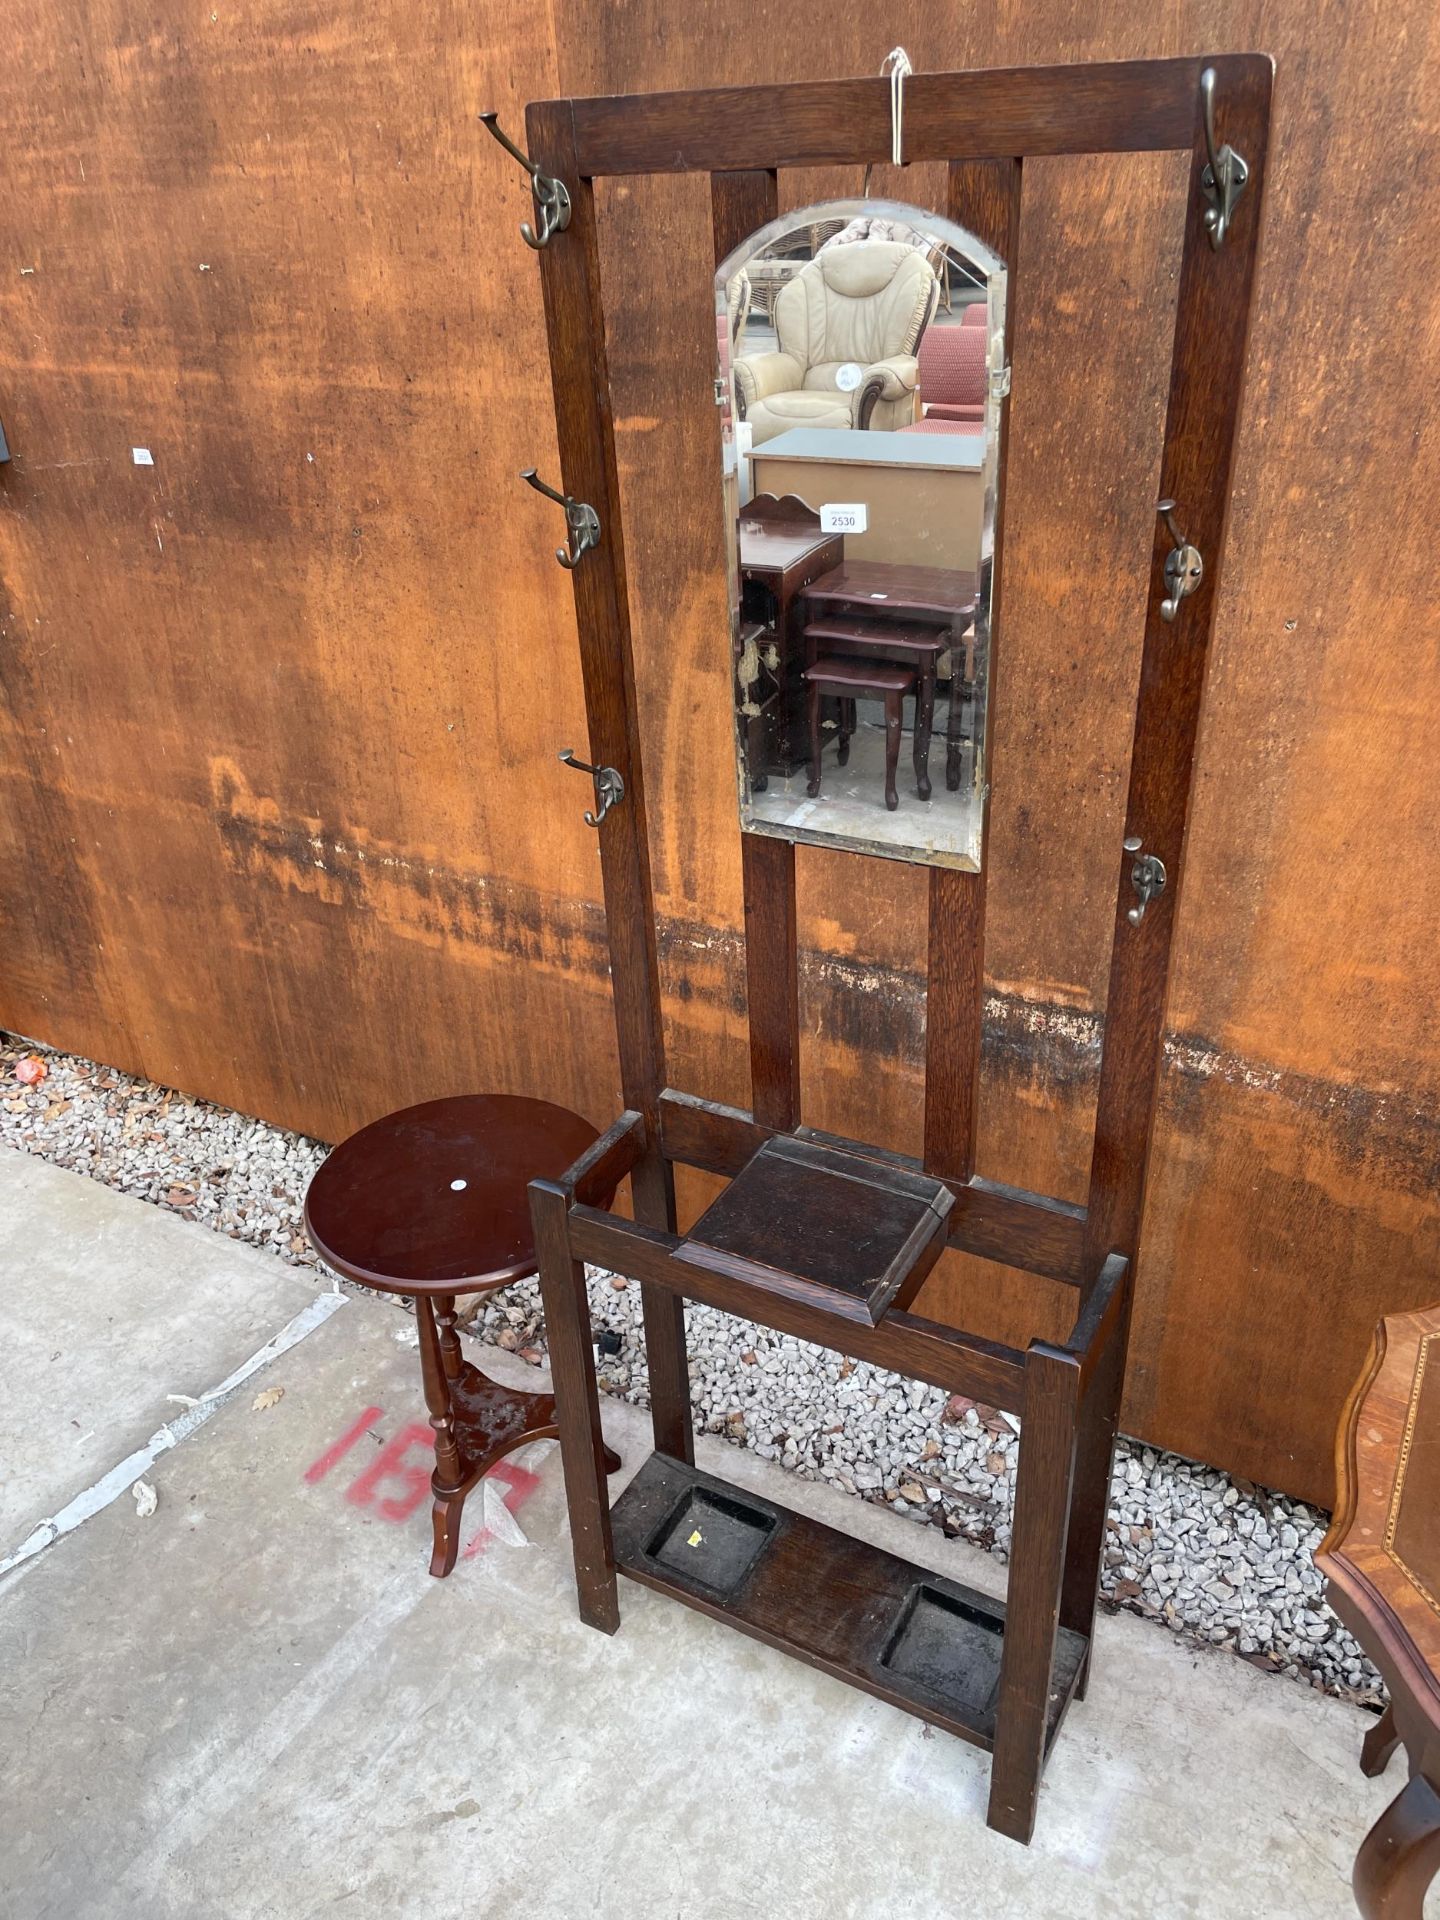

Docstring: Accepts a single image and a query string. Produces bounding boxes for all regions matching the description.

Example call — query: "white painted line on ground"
[0,1290,347,1590]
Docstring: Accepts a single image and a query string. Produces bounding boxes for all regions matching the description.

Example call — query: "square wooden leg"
[530,1177,619,1634]
[1059,1283,1132,1696]
[988,1344,1081,1843]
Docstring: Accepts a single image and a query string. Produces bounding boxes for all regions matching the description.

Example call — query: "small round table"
[304,1093,620,1577]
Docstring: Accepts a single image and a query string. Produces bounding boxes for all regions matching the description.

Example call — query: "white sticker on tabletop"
[132,447,154,466]
[835,362,863,392]
[820,503,867,535]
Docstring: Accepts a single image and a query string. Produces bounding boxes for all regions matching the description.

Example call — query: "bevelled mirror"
[717,199,1006,870]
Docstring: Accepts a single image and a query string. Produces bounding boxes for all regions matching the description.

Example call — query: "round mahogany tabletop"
[303,1093,603,1295]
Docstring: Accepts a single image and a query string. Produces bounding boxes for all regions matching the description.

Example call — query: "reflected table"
[803,560,977,793]
[738,495,844,783]
[1318,1304,1440,1917]
[304,1093,620,1577]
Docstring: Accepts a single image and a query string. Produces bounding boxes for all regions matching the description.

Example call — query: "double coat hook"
[521,468,601,570]
[1198,67,1250,251]
[558,750,625,828]
[479,111,572,249]
[1157,499,1204,621]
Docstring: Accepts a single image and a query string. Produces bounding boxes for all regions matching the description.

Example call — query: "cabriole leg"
[1353,1774,1440,1919]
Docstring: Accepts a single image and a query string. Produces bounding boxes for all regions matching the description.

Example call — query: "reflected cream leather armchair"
[735,242,939,446]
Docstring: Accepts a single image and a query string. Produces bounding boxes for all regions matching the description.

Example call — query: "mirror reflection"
[717,201,1004,870]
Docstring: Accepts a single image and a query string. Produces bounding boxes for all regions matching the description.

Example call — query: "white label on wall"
[834,362,863,392]
[132,447,154,466]
[820,503,867,534]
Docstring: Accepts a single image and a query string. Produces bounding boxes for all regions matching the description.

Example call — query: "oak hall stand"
[490,57,1273,1843]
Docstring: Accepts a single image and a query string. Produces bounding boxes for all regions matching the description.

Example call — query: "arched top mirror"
[716,198,1007,871]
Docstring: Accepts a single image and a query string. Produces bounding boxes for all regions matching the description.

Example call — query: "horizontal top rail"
[528,56,1272,179]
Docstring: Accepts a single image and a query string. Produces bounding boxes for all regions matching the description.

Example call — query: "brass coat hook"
[558,750,624,828]
[479,111,572,250]
[1198,68,1250,251]
[521,467,600,569]
[1157,498,1204,621]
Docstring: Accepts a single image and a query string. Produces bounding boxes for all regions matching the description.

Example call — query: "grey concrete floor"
[0,1146,1402,1919]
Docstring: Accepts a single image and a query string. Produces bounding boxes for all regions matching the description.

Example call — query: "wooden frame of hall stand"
[516,55,1273,1845]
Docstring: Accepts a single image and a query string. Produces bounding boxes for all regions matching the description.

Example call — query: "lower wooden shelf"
[611,1451,1088,1754]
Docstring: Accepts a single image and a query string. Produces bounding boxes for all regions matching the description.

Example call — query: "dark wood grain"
[656,1086,1086,1283]
[711,168,806,1138]
[1081,60,1273,1295]
[987,1342,1081,1843]
[676,1133,952,1327]
[530,1176,620,1632]
[568,60,1247,176]
[611,1451,1088,1751]
[566,1203,1029,1413]
[740,833,802,1130]
[527,102,694,1463]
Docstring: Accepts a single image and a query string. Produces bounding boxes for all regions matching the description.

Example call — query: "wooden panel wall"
[1,0,1436,1503]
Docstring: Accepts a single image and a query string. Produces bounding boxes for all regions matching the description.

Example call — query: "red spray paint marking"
[304,1405,384,1483]
[345,1422,436,1522]
[305,1407,547,1557]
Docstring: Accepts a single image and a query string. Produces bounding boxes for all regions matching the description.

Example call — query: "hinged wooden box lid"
[674,1134,954,1327]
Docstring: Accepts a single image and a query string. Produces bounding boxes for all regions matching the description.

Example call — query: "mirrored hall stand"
[489,55,1273,1844]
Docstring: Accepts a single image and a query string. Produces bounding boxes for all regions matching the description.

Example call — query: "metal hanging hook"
[558,749,625,828]
[1198,67,1250,251]
[521,467,601,570]
[881,47,913,168]
[479,111,572,250]
[1122,835,1168,926]
[1157,498,1204,621]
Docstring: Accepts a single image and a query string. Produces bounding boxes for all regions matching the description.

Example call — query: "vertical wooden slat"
[987,1341,1080,1843]
[741,833,801,1129]
[526,100,691,1461]
[1082,63,1273,1298]
[710,168,802,1134]
[923,160,1023,1179]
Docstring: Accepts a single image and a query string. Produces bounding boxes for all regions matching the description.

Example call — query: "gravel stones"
[0,1031,1382,1704]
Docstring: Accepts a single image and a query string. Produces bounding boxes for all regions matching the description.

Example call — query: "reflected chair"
[904,301,988,428]
[735,242,940,445]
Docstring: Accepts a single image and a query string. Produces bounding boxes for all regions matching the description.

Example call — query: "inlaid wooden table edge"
[303,1093,622,1578]
[1318,1304,1440,1919]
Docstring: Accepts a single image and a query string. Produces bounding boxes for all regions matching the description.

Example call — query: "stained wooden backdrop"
[1,1,1436,1504]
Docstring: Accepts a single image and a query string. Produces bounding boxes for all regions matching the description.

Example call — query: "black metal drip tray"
[644,1485,777,1595]
[880,1583,1004,1728]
